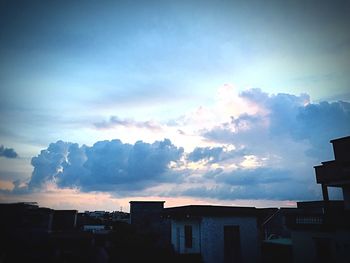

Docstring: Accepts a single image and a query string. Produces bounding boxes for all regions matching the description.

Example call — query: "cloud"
[187,145,247,164]
[7,88,348,203]
[216,167,291,186]
[0,145,18,158]
[94,116,162,131]
[176,165,314,201]
[181,181,319,201]
[293,101,350,157]
[27,139,184,193]
[203,88,350,161]
[182,88,348,201]
[188,146,224,163]
[29,140,71,189]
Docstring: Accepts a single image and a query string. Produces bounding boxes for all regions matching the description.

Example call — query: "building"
[0,202,54,233]
[52,210,78,231]
[83,224,109,233]
[0,203,54,262]
[286,136,350,263]
[129,201,171,248]
[164,205,269,263]
[85,210,107,219]
[261,208,296,263]
[111,211,129,222]
[314,136,350,209]
[262,207,295,240]
[129,201,165,226]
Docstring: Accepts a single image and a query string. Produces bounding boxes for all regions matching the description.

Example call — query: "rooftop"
[129,201,165,204]
[54,210,78,213]
[314,135,350,186]
[330,135,350,143]
[296,200,344,210]
[164,205,262,218]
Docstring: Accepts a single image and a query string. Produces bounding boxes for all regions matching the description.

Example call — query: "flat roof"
[129,201,165,203]
[330,136,350,143]
[164,205,260,218]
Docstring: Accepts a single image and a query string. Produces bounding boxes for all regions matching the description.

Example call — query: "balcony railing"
[295,216,323,225]
[286,211,350,230]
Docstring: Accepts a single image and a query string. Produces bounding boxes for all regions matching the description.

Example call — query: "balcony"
[286,206,350,231]
[314,161,350,186]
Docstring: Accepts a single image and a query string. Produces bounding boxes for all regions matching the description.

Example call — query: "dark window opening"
[184,225,193,248]
[224,225,241,263]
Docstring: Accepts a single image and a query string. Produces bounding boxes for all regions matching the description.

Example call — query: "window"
[184,225,193,248]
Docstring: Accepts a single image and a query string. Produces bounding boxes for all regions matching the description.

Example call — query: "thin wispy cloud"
[94,116,162,131]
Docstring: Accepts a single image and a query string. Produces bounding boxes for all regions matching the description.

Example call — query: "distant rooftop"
[0,202,38,207]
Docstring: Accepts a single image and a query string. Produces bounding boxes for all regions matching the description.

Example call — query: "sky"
[0,0,350,211]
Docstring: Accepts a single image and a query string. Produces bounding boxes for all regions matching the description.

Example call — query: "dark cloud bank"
[0,145,18,158]
[28,139,183,192]
[12,89,350,201]
[204,89,350,161]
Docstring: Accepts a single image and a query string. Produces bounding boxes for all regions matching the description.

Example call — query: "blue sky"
[0,0,349,211]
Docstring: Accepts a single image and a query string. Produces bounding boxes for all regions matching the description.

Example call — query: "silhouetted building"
[129,201,165,225]
[111,211,129,222]
[0,203,54,262]
[52,210,78,231]
[129,201,171,248]
[0,202,53,233]
[164,205,266,263]
[314,136,350,209]
[285,136,350,263]
[260,207,297,263]
[262,207,295,240]
[85,210,107,219]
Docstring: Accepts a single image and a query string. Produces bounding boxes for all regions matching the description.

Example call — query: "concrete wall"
[129,201,170,247]
[335,230,350,263]
[342,185,350,210]
[171,219,201,254]
[129,201,164,226]
[200,216,260,263]
[292,230,350,263]
[171,216,260,263]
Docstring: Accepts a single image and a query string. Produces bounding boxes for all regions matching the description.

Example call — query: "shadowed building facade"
[129,201,171,248]
[164,205,266,263]
[314,136,350,209]
[286,136,350,263]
